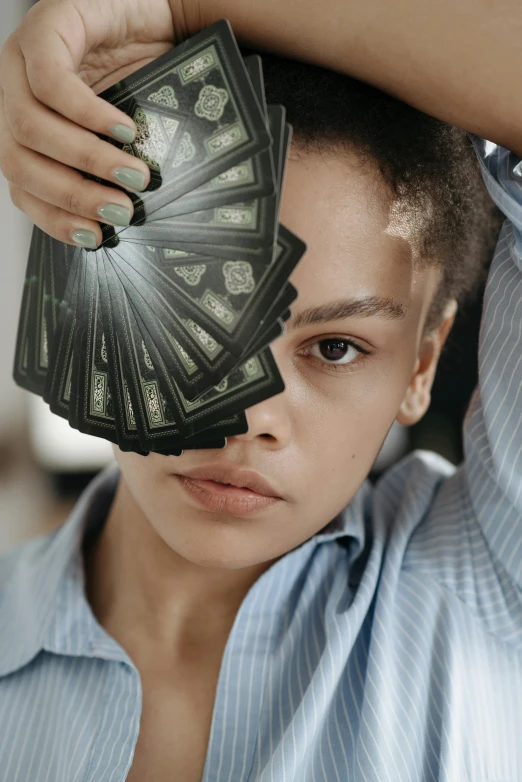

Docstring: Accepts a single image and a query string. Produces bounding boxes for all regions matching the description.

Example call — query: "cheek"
[283,357,408,475]
[113,448,151,482]
[112,449,170,516]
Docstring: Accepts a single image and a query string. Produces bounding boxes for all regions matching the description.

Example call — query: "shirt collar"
[0,466,119,677]
[0,464,369,678]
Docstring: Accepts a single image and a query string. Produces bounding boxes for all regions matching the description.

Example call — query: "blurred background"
[0,0,489,554]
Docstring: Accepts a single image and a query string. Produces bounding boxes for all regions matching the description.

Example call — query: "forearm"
[188,0,522,157]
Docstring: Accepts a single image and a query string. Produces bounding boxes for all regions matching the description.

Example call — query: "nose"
[228,383,292,448]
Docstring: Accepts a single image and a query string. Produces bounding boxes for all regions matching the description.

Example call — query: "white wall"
[0,0,33,439]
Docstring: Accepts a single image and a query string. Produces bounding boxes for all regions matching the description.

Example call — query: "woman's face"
[113,148,443,570]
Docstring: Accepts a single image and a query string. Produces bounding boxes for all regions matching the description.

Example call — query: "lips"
[171,463,283,516]
[176,464,281,498]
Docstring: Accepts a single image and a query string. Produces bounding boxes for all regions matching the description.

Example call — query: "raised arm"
[195,0,522,158]
[458,137,522,588]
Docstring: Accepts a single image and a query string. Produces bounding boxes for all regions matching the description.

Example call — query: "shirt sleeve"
[463,134,522,590]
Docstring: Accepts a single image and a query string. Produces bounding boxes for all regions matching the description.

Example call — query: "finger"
[7,2,137,142]
[8,183,103,248]
[1,44,150,194]
[4,90,150,194]
[0,85,134,227]
[2,142,136,228]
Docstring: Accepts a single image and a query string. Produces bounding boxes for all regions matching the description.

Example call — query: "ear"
[396,299,458,427]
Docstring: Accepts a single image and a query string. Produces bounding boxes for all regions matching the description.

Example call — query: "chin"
[171,541,265,571]
[153,510,279,571]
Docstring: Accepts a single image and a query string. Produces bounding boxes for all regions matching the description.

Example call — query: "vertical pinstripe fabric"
[0,134,521,781]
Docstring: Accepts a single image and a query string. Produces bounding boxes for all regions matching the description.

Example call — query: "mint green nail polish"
[113,167,146,191]
[71,229,97,249]
[98,204,131,226]
[110,124,136,144]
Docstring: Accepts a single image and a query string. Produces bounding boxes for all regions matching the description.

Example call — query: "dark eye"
[309,338,360,365]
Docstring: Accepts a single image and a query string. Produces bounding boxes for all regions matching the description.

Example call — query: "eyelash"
[297,337,372,374]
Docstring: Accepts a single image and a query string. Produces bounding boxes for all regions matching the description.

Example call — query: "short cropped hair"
[256,52,504,335]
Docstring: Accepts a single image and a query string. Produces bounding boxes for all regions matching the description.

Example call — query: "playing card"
[72,252,121,447]
[44,237,75,341]
[245,282,298,355]
[102,226,303,402]
[123,246,297,360]
[104,255,252,445]
[150,54,276,219]
[101,245,237,394]
[27,231,50,396]
[13,226,41,394]
[109,222,304,360]
[44,249,82,419]
[76,255,231,452]
[68,251,90,432]
[124,106,285,259]
[107,257,182,446]
[96,20,272,232]
[97,255,234,453]
[96,251,154,453]
[114,96,190,197]
[104,247,284,437]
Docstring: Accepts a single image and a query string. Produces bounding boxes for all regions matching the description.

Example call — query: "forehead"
[279,148,435,316]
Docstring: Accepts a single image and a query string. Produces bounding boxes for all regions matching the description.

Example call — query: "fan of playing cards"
[12,20,306,456]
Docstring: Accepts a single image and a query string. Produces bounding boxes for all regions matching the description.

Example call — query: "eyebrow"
[287,296,407,331]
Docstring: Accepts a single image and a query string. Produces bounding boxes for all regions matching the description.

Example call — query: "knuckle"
[0,154,23,187]
[46,211,67,243]
[29,71,53,106]
[62,188,85,216]
[73,102,94,131]
[8,183,24,210]
[77,145,102,176]
[10,110,37,148]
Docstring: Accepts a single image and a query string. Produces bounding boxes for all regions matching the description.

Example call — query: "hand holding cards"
[12,20,306,455]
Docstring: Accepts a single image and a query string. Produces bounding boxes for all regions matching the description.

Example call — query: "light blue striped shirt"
[1,134,522,782]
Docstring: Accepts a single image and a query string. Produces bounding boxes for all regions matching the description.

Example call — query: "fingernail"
[513,161,522,179]
[113,167,146,191]
[110,124,136,144]
[98,203,131,226]
[71,229,97,249]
